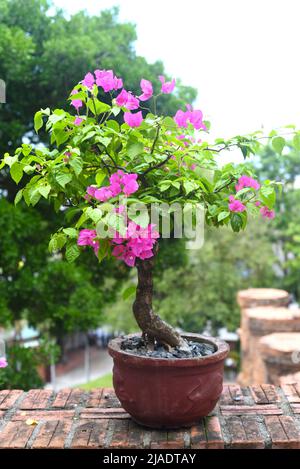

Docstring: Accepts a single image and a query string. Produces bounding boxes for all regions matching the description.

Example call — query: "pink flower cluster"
[70,89,83,111]
[174,107,206,130]
[111,222,160,266]
[228,175,275,219]
[228,195,246,212]
[87,170,139,202]
[260,206,275,219]
[77,219,159,267]
[77,229,99,255]
[235,175,260,191]
[0,357,7,368]
[159,75,176,94]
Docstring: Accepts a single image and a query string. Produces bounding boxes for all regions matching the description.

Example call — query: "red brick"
[221,404,282,415]
[242,416,265,448]
[279,416,300,448]
[264,415,289,449]
[31,420,59,448]
[292,404,300,414]
[88,419,109,448]
[2,421,36,448]
[219,385,233,405]
[226,416,248,448]
[0,390,23,409]
[250,385,269,404]
[86,388,103,408]
[65,388,85,408]
[166,429,186,449]
[261,384,281,403]
[20,389,42,410]
[108,419,129,448]
[71,421,95,448]
[126,420,146,449]
[32,389,53,409]
[229,384,244,403]
[47,420,72,449]
[205,415,224,449]
[12,409,75,421]
[0,422,20,448]
[150,429,168,449]
[80,407,129,419]
[0,390,10,406]
[190,421,207,449]
[281,384,300,403]
[51,388,72,408]
[99,388,121,408]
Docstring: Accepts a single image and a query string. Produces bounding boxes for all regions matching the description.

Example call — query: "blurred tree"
[253,143,300,299]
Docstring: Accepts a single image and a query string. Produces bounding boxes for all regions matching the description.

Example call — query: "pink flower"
[0,357,7,368]
[174,110,188,128]
[139,79,153,101]
[123,250,136,267]
[82,72,95,89]
[77,229,97,246]
[174,108,206,130]
[70,90,83,111]
[159,75,176,94]
[86,186,96,197]
[116,89,139,110]
[95,69,123,92]
[124,111,143,127]
[255,200,261,207]
[121,173,139,196]
[74,117,83,126]
[190,164,197,171]
[116,89,129,107]
[94,187,113,202]
[260,206,275,219]
[236,175,260,192]
[228,195,246,212]
[110,182,122,197]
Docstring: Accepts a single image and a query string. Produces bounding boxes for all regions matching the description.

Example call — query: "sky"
[52,0,300,140]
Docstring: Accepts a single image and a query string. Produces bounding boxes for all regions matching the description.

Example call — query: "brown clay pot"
[108,333,229,428]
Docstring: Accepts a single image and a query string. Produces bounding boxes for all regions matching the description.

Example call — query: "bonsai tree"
[1,69,294,351]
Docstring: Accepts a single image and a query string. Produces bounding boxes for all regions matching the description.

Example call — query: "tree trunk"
[132,250,189,350]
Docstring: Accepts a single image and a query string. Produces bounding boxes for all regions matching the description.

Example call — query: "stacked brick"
[237,288,300,385]
[0,386,299,449]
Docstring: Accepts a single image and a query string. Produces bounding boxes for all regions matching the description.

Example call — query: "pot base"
[108,333,229,429]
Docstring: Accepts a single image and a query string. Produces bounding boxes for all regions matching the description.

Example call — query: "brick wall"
[0,385,299,449]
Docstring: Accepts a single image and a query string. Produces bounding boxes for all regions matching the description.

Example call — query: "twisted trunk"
[132,251,188,349]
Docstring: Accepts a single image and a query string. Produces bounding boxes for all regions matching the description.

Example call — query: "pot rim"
[108,332,229,368]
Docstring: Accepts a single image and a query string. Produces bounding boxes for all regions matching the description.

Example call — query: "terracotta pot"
[108,332,229,428]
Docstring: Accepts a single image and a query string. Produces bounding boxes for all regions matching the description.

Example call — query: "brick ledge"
[0,384,299,449]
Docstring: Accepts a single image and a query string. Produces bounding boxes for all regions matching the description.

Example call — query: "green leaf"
[10,162,23,184]
[218,211,230,222]
[87,98,110,115]
[65,242,80,263]
[28,187,41,206]
[127,206,149,229]
[293,134,300,151]
[230,213,243,232]
[260,185,276,208]
[69,157,83,176]
[86,207,103,223]
[183,180,198,195]
[159,181,172,192]
[127,142,144,159]
[272,136,285,155]
[163,116,177,130]
[122,285,136,300]
[34,111,43,133]
[107,213,127,235]
[63,228,78,238]
[95,171,106,186]
[14,189,23,205]
[55,172,72,187]
[38,185,51,199]
[96,136,112,147]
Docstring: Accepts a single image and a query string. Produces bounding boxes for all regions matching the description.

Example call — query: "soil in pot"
[108,333,229,429]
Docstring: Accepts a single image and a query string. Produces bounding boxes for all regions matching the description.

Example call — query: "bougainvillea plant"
[1,69,297,350]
